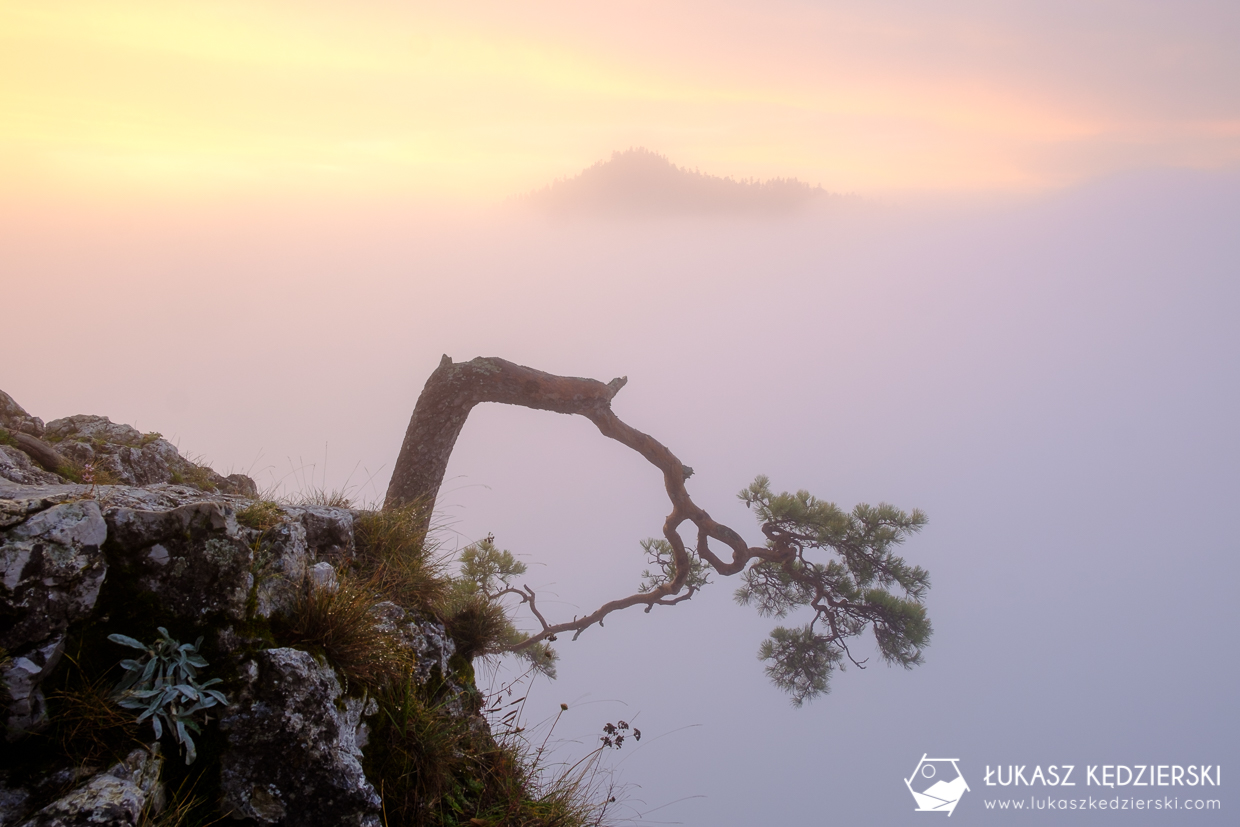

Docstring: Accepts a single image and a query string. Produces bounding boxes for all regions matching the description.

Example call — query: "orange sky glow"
[2,0,1238,204]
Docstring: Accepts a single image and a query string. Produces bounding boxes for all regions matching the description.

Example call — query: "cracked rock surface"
[0,389,483,827]
[220,649,381,827]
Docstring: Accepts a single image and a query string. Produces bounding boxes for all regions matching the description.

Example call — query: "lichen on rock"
[19,745,164,827]
[0,392,44,440]
[42,415,256,497]
[105,502,253,622]
[0,449,61,488]
[0,389,545,827]
[220,648,381,827]
[1,499,107,652]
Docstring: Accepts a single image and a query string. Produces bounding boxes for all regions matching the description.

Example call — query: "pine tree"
[387,356,931,704]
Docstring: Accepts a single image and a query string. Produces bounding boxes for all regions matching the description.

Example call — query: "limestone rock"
[0,772,33,827]
[1,390,255,495]
[294,506,356,563]
[5,436,68,480]
[104,502,252,622]
[370,602,456,686]
[42,415,256,497]
[44,417,183,488]
[0,500,107,653]
[308,561,337,591]
[220,649,381,827]
[0,449,62,488]
[0,393,44,439]
[250,518,310,619]
[19,746,163,827]
[2,636,64,739]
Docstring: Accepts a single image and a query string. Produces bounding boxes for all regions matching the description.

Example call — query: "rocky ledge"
[0,392,480,827]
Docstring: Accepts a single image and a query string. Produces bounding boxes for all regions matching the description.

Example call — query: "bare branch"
[387,355,777,646]
[387,355,930,697]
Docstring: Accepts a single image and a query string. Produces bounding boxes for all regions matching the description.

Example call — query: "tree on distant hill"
[386,356,931,705]
[523,147,835,216]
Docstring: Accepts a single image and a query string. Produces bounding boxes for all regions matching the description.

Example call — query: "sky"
[2,0,1239,204]
[2,3,1239,826]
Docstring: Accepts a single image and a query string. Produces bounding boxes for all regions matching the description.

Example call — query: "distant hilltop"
[521,148,838,216]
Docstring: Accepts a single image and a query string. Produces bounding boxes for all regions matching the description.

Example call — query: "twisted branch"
[386,355,782,647]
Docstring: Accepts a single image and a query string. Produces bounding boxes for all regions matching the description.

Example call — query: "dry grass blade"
[442,593,511,662]
[353,502,449,613]
[289,487,355,508]
[46,666,144,768]
[272,574,415,692]
[140,773,229,827]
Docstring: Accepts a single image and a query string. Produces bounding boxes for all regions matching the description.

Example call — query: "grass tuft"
[139,772,229,827]
[271,574,415,693]
[236,500,284,531]
[44,659,144,768]
[370,680,468,823]
[352,503,449,615]
[289,487,355,508]
[368,678,612,827]
[179,464,218,492]
[441,592,512,663]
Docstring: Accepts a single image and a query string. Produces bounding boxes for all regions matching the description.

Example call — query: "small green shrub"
[442,590,511,663]
[236,500,284,531]
[109,628,229,765]
[179,464,218,492]
[447,539,558,678]
[458,540,526,593]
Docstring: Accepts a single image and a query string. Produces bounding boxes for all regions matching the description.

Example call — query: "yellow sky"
[2,0,1237,203]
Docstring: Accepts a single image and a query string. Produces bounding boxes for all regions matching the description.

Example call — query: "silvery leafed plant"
[109,627,229,764]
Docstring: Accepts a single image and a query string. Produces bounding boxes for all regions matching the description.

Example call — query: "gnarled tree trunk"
[385,355,627,516]
[382,355,933,708]
[385,355,777,647]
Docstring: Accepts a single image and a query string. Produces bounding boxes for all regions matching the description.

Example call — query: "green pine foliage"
[448,538,558,679]
[734,476,932,705]
[459,540,527,594]
[638,538,711,594]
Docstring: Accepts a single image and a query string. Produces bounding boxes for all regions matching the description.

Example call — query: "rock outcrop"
[19,746,164,827]
[220,649,380,826]
[0,449,62,488]
[1,500,106,654]
[0,391,479,827]
[43,416,256,497]
[0,393,44,440]
[0,392,256,498]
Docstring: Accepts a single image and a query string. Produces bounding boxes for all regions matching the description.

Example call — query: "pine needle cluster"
[735,476,931,705]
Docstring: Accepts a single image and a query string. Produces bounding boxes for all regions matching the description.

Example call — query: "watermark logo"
[906,754,970,816]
